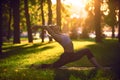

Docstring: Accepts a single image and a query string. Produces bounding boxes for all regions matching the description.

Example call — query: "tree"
[115,0,120,42]
[105,0,120,42]
[47,0,52,25]
[7,1,12,41]
[40,0,45,43]
[24,0,33,43]
[47,0,53,42]
[0,0,12,42]
[56,0,61,28]
[104,0,117,38]
[94,0,102,42]
[82,10,94,38]
[11,0,20,44]
[0,1,3,54]
[118,2,120,43]
[111,0,120,42]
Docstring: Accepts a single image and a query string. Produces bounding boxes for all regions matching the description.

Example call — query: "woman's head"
[49,25,61,34]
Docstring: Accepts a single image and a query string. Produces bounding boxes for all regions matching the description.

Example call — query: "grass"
[0,38,120,80]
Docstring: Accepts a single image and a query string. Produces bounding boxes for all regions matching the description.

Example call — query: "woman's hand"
[39,25,48,29]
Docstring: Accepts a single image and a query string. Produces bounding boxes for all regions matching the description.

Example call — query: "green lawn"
[0,38,119,80]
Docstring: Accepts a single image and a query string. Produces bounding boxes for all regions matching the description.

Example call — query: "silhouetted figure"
[31,25,103,69]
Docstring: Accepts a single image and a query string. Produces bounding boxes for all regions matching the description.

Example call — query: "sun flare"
[52,0,90,19]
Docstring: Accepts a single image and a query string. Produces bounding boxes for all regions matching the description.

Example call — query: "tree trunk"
[24,0,33,43]
[40,0,45,43]
[118,3,120,43]
[48,0,52,25]
[7,4,12,41]
[56,0,61,27]
[81,27,89,38]
[94,0,102,42]
[47,0,53,42]
[112,26,115,38]
[12,0,20,44]
[109,0,116,38]
[0,1,3,54]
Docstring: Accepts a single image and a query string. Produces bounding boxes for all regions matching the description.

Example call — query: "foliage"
[24,0,33,43]
[104,0,117,27]
[1,0,120,42]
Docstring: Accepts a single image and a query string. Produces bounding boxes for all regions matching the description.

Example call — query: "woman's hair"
[49,25,61,34]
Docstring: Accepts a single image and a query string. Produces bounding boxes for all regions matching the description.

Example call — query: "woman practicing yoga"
[31,25,103,69]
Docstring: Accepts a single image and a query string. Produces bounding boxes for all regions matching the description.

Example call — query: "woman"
[31,25,103,69]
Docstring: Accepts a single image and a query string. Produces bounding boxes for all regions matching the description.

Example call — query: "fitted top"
[59,34,71,47]
[45,26,74,53]
[56,34,74,53]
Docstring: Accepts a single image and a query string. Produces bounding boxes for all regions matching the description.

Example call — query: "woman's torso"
[54,33,74,53]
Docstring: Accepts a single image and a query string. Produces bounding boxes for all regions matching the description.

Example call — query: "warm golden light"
[51,0,56,4]
[101,1,109,15]
[52,0,90,19]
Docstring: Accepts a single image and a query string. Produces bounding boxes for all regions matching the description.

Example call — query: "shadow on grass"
[53,69,115,80]
[86,40,120,65]
[54,69,97,80]
[86,40,120,79]
[1,42,55,59]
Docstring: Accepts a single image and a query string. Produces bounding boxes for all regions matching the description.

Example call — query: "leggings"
[52,48,94,68]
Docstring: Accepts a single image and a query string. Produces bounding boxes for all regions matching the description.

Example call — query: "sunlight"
[52,0,90,19]
[52,0,110,20]
[101,1,109,15]
[64,0,88,18]
[51,0,56,4]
